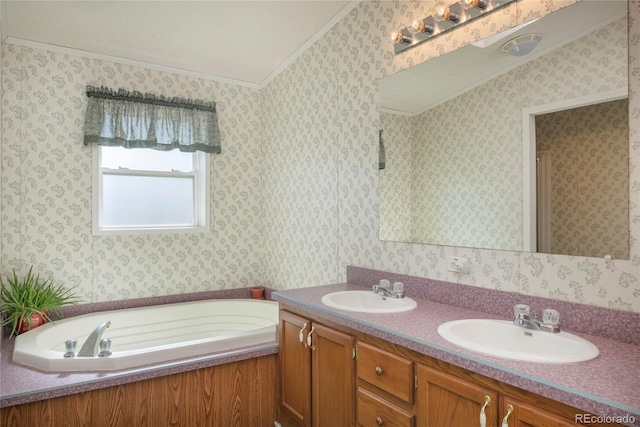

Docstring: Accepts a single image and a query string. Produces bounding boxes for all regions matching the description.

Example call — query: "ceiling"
[2,0,357,88]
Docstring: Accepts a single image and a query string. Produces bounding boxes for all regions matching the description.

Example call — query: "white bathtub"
[13,299,279,372]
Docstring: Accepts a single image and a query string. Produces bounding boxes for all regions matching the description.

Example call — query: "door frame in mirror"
[522,87,629,253]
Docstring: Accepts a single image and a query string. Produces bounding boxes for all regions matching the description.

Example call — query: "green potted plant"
[0,266,80,337]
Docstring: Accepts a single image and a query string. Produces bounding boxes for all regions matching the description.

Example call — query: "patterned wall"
[536,99,629,259]
[379,113,413,242]
[261,33,340,290]
[410,71,522,250]
[1,0,639,313]
[1,46,266,302]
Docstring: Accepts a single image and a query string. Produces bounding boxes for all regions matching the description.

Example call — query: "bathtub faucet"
[77,320,111,357]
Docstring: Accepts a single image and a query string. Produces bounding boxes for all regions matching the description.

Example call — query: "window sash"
[93,145,209,235]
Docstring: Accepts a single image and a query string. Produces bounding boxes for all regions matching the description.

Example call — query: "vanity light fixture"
[392,0,517,54]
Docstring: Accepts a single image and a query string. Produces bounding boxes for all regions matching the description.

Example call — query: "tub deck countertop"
[272,283,640,427]
[0,334,278,408]
[0,290,280,408]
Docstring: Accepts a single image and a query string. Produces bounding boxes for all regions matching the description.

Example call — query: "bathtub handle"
[307,326,316,351]
[299,322,308,348]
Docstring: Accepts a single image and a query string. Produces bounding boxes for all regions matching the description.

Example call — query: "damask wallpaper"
[536,99,629,259]
[1,0,639,313]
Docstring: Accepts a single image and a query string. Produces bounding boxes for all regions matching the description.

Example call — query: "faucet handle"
[98,338,112,357]
[64,339,77,358]
[392,282,404,295]
[542,309,560,326]
[379,279,391,288]
[513,304,530,317]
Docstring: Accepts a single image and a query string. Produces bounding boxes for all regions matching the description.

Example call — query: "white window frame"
[92,145,210,236]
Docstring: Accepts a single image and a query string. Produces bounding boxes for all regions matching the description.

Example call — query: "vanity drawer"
[357,342,414,404]
[358,387,414,427]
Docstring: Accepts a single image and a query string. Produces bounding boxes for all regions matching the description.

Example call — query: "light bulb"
[410,20,434,35]
[391,31,412,44]
[459,0,489,10]
[433,1,460,23]
[433,2,450,20]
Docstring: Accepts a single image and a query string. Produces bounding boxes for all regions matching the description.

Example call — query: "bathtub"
[12,299,279,372]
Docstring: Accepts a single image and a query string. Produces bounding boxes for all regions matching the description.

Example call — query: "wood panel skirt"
[1,355,278,427]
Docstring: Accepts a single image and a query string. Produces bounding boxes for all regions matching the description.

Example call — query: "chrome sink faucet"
[513,305,560,333]
[77,320,111,357]
[373,279,405,299]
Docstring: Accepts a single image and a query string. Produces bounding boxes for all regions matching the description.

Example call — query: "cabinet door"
[416,365,499,427]
[311,322,356,427]
[280,311,312,427]
[501,396,588,427]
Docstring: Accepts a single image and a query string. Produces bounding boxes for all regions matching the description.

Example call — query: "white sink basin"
[321,291,417,313]
[437,319,599,364]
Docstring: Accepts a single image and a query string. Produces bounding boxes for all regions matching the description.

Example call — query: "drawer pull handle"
[299,322,308,348]
[375,366,383,376]
[479,395,491,427]
[501,404,514,427]
[376,416,384,426]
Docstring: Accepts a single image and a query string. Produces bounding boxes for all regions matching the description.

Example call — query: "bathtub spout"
[78,320,111,357]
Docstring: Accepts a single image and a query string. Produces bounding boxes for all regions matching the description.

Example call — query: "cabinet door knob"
[376,416,384,426]
[375,366,383,376]
[501,404,514,427]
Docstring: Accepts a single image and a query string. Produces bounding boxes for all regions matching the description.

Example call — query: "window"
[93,146,209,235]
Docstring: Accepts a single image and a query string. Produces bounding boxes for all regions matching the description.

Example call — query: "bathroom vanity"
[273,272,640,427]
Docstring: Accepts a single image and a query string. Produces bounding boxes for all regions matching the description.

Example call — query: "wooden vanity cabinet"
[279,309,622,427]
[416,365,499,427]
[416,365,620,427]
[278,310,355,427]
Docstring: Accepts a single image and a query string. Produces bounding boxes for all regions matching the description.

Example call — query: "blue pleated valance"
[83,86,221,154]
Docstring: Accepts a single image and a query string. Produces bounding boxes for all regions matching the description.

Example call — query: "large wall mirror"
[378,0,629,259]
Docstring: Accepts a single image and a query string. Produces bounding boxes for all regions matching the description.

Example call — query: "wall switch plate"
[447,256,469,273]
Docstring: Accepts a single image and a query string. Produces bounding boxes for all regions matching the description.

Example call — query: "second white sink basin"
[321,291,417,313]
[438,319,599,364]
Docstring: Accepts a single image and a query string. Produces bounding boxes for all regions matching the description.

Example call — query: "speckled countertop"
[0,289,278,408]
[272,282,640,427]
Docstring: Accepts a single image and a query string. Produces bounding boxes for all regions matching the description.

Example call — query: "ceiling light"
[501,34,542,57]
[472,18,540,48]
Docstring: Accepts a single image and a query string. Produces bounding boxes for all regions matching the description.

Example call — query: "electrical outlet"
[447,256,469,273]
